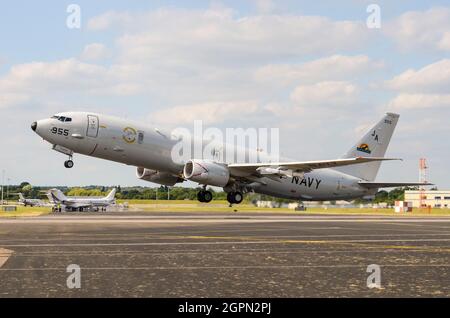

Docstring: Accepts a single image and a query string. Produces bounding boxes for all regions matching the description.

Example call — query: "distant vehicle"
[48,188,116,212]
[16,193,45,207]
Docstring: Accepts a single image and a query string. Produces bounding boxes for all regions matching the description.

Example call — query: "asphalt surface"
[1,211,450,297]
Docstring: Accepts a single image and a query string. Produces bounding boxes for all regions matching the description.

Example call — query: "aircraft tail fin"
[105,188,116,201]
[334,113,399,181]
[49,189,67,202]
[18,193,25,201]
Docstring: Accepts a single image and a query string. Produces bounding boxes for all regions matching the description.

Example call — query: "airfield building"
[404,190,450,208]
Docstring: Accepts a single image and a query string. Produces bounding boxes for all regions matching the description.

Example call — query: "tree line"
[2,182,431,205]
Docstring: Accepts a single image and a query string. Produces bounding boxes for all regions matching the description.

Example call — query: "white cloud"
[255,55,383,85]
[387,93,450,110]
[251,0,276,14]
[82,8,372,106]
[88,8,368,65]
[290,81,358,107]
[150,101,259,125]
[438,31,450,50]
[385,59,450,94]
[386,7,450,51]
[0,93,30,109]
[0,59,107,93]
[80,43,110,61]
[87,11,134,31]
[0,58,144,109]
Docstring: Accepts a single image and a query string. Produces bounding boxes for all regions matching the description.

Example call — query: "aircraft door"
[71,114,98,155]
[87,115,99,138]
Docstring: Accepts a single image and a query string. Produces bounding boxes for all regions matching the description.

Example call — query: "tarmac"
[0,211,450,297]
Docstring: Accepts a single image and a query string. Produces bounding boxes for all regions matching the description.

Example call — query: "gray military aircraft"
[31,112,431,204]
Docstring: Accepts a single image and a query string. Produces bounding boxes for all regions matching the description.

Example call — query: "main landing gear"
[64,156,74,168]
[197,189,213,203]
[196,186,244,205]
[227,191,243,204]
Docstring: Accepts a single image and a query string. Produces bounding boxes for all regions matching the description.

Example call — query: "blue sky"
[0,1,449,188]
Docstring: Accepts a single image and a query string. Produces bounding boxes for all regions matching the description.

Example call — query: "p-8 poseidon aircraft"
[31,112,429,204]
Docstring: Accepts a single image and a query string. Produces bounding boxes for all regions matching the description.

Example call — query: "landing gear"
[64,160,74,168]
[227,191,243,204]
[64,156,74,169]
[197,190,213,203]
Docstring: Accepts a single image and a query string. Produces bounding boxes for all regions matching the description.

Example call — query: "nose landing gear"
[64,156,74,168]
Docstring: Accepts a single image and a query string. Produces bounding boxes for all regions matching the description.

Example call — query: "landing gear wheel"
[227,191,243,204]
[197,191,205,202]
[202,191,213,203]
[233,191,243,204]
[227,192,234,204]
[197,190,213,203]
[64,160,74,168]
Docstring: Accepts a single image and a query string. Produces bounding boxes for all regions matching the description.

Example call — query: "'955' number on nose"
[51,127,69,136]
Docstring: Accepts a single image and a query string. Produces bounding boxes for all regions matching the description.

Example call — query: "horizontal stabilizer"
[358,181,434,189]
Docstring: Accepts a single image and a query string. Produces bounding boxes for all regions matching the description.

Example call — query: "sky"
[0,0,449,188]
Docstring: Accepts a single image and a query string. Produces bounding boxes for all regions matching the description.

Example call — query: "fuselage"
[57,197,115,208]
[32,112,372,201]
[20,199,43,206]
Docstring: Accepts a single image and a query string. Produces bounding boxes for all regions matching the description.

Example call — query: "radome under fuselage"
[32,112,371,201]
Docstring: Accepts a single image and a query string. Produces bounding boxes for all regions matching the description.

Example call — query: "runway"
[0,212,450,297]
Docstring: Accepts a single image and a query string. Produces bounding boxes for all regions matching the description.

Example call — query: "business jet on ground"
[31,112,430,204]
[15,193,45,207]
[48,188,116,212]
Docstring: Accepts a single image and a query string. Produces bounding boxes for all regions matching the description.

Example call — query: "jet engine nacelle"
[183,160,230,187]
[136,167,181,186]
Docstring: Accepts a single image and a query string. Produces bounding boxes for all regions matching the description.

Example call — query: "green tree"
[22,184,32,196]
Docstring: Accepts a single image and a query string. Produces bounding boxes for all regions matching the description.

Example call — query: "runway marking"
[0,248,13,268]
[8,246,450,257]
[3,231,450,243]
[2,216,450,225]
[2,237,450,247]
[2,263,450,271]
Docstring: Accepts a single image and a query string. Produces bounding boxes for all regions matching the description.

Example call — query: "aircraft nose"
[31,121,37,132]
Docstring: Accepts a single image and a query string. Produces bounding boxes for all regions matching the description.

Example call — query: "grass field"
[133,203,450,216]
[0,206,52,217]
[1,202,450,217]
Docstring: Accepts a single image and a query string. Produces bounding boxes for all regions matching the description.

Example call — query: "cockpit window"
[51,115,72,122]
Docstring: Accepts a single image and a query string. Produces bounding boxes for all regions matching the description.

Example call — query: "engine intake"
[136,167,181,186]
[183,160,230,187]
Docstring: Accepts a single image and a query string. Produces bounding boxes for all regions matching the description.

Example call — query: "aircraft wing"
[228,157,400,176]
[358,182,434,189]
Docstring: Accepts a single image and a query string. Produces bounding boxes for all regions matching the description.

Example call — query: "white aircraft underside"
[31,112,431,204]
